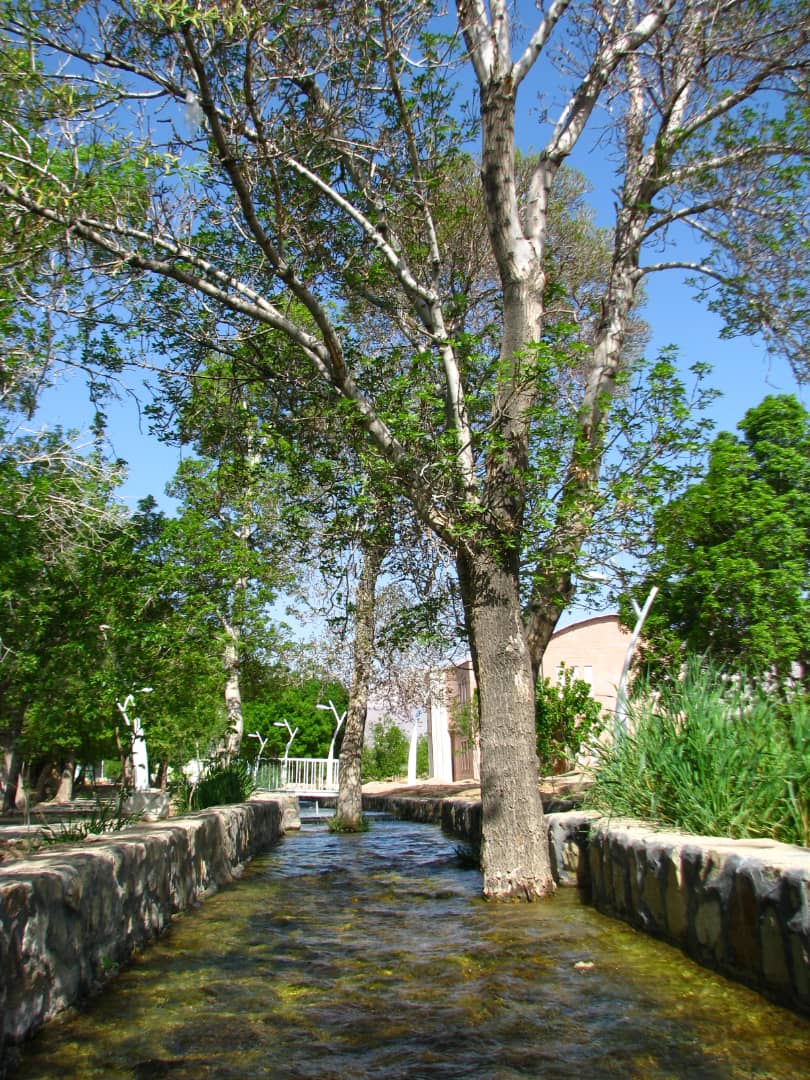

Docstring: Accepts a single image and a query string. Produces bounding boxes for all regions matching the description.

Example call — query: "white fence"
[255,757,339,794]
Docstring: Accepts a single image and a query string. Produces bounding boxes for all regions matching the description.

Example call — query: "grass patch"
[41,799,142,845]
[175,759,256,812]
[327,814,371,833]
[586,657,810,847]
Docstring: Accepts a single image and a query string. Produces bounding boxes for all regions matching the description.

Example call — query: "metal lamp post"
[317,701,346,790]
[115,686,153,792]
[578,562,658,736]
[274,720,298,785]
[247,731,270,780]
[615,586,658,736]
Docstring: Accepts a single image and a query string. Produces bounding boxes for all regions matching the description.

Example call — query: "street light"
[273,719,298,759]
[615,586,658,736]
[248,731,269,780]
[317,701,347,790]
[115,686,154,792]
[274,720,298,787]
[578,562,658,736]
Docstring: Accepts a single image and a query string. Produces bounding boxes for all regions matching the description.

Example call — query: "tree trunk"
[458,549,555,900]
[334,534,389,830]
[156,758,170,791]
[51,756,75,804]
[35,760,60,802]
[2,744,22,813]
[114,725,134,789]
[222,625,244,761]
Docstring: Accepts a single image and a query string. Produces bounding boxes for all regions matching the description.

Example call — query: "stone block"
[761,907,791,992]
[121,789,170,820]
[0,798,286,1048]
[695,896,724,959]
[728,869,761,975]
[640,850,666,931]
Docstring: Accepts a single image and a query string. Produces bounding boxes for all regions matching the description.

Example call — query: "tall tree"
[0,428,130,806]
[0,1,806,896]
[156,374,295,761]
[629,395,810,684]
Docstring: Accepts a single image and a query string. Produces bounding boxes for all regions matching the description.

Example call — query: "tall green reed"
[587,657,810,847]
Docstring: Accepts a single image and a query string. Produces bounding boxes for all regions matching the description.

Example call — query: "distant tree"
[362,718,410,782]
[629,395,810,684]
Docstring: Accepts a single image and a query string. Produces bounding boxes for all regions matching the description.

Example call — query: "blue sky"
[30,7,805,522]
[34,277,802,517]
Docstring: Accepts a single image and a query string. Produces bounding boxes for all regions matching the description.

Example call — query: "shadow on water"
[12,817,810,1079]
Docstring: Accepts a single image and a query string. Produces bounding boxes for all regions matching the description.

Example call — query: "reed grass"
[586,657,810,847]
[176,759,256,812]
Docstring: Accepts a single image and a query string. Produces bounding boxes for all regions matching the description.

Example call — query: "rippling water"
[12,815,810,1078]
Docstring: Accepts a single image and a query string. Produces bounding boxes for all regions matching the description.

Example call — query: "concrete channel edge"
[362,789,810,1018]
[0,793,296,1055]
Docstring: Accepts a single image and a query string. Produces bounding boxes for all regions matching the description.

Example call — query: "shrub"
[41,797,141,845]
[535,666,604,773]
[328,814,370,833]
[175,759,256,812]
[586,657,810,846]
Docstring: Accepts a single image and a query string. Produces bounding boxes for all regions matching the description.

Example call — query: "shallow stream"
[13,815,810,1078]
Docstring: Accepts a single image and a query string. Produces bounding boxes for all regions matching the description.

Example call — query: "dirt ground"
[362,771,592,803]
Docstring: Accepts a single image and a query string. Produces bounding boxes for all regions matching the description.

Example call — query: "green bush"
[416,733,430,778]
[41,798,141,845]
[362,717,409,780]
[175,759,256,812]
[586,657,810,846]
[535,665,604,773]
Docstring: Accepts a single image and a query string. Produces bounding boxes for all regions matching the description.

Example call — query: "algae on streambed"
[12,817,810,1079]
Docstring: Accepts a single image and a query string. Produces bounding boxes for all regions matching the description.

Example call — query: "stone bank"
[0,793,295,1052]
[363,785,810,1018]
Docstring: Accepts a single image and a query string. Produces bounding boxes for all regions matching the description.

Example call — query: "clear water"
[12,817,810,1079]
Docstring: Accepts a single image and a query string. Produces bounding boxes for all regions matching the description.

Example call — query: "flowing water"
[12,815,810,1079]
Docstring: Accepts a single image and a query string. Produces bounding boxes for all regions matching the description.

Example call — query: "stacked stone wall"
[576,815,810,1017]
[365,792,810,1016]
[0,794,292,1050]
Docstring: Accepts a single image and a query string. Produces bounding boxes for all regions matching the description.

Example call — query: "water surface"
[13,816,810,1078]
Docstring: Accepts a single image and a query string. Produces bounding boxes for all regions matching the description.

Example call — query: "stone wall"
[364,792,810,1016]
[0,794,294,1050]
[364,791,481,842]
[576,814,810,1018]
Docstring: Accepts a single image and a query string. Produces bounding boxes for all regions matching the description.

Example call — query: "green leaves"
[634,394,810,683]
[535,666,604,773]
[588,658,810,846]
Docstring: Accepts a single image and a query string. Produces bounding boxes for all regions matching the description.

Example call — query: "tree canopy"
[629,394,810,684]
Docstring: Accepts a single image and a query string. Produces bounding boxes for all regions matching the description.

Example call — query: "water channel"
[13,813,810,1078]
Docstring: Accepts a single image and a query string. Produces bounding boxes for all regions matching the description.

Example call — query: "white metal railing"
[255,757,339,793]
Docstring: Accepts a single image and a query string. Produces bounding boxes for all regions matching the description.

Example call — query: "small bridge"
[254,757,339,797]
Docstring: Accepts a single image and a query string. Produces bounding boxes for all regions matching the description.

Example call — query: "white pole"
[615,586,658,736]
[318,701,346,789]
[116,687,153,792]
